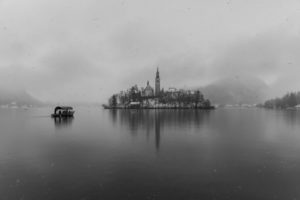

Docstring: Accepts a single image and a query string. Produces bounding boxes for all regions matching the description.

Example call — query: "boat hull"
[51,111,75,118]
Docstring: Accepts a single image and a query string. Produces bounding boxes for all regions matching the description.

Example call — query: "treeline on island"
[260,92,300,109]
[105,86,214,109]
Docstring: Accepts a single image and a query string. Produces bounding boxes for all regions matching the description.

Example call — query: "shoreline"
[102,105,215,110]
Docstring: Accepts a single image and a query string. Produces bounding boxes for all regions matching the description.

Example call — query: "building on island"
[142,81,154,97]
[106,67,213,109]
[155,67,160,96]
[168,87,177,92]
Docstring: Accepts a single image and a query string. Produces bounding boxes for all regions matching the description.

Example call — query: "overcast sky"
[0,0,300,103]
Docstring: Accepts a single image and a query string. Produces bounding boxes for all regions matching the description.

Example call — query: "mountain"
[0,89,43,106]
[201,76,270,105]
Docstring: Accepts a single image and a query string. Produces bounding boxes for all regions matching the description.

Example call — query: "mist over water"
[1,107,300,199]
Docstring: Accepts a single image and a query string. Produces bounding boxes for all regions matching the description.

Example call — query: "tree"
[194,90,204,107]
[288,93,297,107]
[203,99,211,108]
[263,91,300,109]
[109,94,117,107]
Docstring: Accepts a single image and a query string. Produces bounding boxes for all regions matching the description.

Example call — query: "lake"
[0,107,300,200]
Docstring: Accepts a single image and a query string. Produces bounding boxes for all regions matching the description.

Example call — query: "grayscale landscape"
[1,0,300,199]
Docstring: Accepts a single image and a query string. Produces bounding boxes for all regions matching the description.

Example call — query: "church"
[141,68,160,97]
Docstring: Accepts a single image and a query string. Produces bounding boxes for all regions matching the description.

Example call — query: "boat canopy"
[54,106,73,114]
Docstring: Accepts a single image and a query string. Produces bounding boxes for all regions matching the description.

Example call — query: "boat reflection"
[53,117,74,129]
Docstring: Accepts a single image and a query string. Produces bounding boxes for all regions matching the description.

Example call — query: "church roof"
[144,81,154,91]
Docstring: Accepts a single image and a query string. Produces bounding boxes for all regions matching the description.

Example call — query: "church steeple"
[155,67,160,96]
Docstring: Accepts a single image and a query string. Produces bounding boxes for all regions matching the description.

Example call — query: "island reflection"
[109,110,212,151]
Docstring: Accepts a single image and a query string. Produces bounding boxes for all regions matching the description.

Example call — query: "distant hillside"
[0,89,43,106]
[201,76,269,105]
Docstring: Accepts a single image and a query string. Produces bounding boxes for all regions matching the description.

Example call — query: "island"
[103,68,215,109]
[259,92,300,110]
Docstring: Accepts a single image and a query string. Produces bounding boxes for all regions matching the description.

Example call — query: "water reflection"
[109,109,117,125]
[53,117,74,129]
[115,110,211,128]
[2,108,300,199]
[282,110,300,126]
[155,112,160,151]
[109,110,211,151]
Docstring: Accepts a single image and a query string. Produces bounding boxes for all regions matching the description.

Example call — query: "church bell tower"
[155,67,160,96]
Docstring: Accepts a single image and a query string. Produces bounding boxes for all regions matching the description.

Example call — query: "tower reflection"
[155,111,160,151]
[109,110,211,151]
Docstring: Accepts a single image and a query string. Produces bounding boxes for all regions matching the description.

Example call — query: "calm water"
[1,107,300,200]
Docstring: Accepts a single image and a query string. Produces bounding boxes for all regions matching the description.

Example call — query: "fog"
[0,0,300,103]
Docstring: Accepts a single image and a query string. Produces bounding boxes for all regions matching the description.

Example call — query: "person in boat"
[52,106,74,117]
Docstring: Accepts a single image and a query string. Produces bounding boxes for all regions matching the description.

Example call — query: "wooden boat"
[51,106,75,118]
